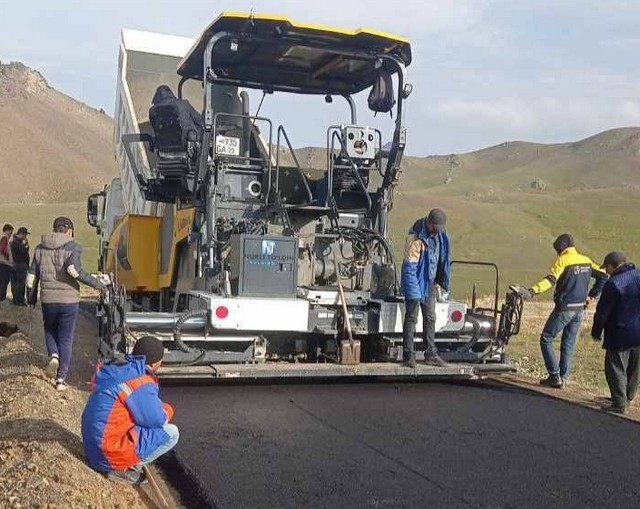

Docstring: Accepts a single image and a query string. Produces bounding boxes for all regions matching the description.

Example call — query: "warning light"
[450,310,463,323]
[215,306,229,319]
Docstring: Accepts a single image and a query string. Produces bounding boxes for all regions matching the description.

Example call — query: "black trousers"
[10,263,27,305]
[0,264,13,302]
[604,347,640,408]
[403,286,438,359]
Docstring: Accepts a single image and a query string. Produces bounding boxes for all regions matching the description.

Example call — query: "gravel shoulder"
[0,303,183,509]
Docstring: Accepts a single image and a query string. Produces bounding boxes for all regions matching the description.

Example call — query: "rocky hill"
[0,61,116,204]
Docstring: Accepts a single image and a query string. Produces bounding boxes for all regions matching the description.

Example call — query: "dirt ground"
[0,303,183,509]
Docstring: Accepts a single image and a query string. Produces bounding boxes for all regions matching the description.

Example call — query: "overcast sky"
[1,0,639,155]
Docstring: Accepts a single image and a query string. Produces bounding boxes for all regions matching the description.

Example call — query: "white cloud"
[422,96,640,152]
[2,0,639,155]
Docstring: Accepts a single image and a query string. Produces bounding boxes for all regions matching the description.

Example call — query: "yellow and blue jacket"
[531,247,607,310]
[400,219,450,301]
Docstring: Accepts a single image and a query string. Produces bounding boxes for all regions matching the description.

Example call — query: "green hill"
[388,127,640,297]
[287,127,640,296]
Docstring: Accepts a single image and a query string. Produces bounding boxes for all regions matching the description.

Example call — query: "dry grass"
[507,301,608,392]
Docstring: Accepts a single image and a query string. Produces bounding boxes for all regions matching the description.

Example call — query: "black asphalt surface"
[163,381,640,509]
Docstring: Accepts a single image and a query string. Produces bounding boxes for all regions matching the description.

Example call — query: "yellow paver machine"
[87,12,524,380]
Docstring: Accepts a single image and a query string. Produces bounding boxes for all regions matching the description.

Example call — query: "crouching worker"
[81,336,179,485]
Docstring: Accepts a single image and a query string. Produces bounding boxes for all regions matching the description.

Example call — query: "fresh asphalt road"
[164,381,640,509]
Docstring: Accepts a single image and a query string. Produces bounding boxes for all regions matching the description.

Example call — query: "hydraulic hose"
[497,291,524,346]
[454,315,482,353]
[172,308,209,355]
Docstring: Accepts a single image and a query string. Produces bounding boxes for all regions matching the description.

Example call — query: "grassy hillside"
[290,127,640,298]
[389,188,640,298]
[0,202,98,272]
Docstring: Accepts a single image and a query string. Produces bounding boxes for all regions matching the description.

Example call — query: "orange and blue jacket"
[531,247,607,310]
[81,356,174,472]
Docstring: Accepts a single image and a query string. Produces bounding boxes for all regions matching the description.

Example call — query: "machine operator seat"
[149,85,203,170]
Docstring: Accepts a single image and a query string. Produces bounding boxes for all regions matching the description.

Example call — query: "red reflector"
[215,306,229,319]
[451,310,463,323]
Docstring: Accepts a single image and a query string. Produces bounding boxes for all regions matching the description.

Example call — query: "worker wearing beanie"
[523,233,607,389]
[81,336,179,485]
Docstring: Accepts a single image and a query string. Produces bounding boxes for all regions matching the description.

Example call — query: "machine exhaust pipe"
[125,312,207,332]
[240,90,251,158]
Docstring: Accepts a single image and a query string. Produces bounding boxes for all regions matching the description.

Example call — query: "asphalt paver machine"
[87,12,523,380]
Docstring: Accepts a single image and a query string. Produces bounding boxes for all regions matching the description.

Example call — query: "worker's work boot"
[403,353,416,368]
[108,467,147,485]
[424,354,449,367]
[600,403,627,415]
[539,374,563,389]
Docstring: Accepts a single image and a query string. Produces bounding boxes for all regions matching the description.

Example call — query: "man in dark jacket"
[524,233,607,388]
[149,85,203,152]
[400,208,451,367]
[0,223,14,305]
[82,336,179,485]
[591,251,640,414]
[27,217,105,391]
[10,227,30,306]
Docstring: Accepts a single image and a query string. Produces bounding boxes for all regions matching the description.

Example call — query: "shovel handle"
[142,465,169,508]
[333,256,354,344]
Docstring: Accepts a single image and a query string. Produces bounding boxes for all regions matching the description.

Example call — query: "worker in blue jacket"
[591,251,640,414]
[400,208,451,367]
[81,336,179,485]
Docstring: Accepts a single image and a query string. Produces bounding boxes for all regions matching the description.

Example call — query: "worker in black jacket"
[591,251,640,414]
[10,227,30,306]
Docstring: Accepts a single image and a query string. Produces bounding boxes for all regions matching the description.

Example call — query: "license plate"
[215,135,240,156]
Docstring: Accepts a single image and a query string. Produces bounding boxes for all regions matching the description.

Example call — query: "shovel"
[142,465,169,508]
[334,259,361,365]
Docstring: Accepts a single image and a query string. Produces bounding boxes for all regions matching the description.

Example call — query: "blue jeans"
[138,424,180,465]
[540,308,584,379]
[42,302,79,381]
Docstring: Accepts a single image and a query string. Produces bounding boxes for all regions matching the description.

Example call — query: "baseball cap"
[426,208,447,232]
[132,336,165,365]
[53,216,74,232]
[601,251,626,269]
[16,227,30,236]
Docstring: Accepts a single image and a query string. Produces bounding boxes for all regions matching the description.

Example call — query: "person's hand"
[436,286,450,302]
[518,287,534,300]
[586,296,595,308]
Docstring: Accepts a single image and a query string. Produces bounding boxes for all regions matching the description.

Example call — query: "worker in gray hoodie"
[27,217,105,390]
